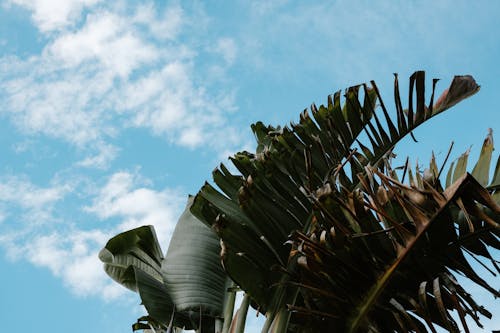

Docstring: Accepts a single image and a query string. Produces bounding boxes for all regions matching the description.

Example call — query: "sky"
[0,1,498,332]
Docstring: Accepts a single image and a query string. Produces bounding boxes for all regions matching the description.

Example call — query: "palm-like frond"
[191,72,499,331]
[290,160,499,332]
[101,71,497,332]
[443,129,500,274]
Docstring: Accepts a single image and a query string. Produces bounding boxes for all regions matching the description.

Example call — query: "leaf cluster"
[100,71,499,333]
[191,72,499,332]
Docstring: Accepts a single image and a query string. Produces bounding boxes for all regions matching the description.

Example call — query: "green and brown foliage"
[101,72,499,332]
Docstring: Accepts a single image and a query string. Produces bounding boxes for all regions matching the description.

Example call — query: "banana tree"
[190,71,499,332]
[101,71,498,332]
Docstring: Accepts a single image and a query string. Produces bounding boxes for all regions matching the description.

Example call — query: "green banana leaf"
[99,225,164,292]
[162,196,227,317]
[100,197,228,332]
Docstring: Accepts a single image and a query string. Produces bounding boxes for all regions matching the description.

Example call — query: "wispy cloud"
[46,9,159,77]
[0,0,245,306]
[0,175,70,226]
[235,0,497,90]
[6,0,102,33]
[75,142,119,169]
[0,171,184,300]
[0,1,244,168]
[85,171,183,247]
[213,37,238,66]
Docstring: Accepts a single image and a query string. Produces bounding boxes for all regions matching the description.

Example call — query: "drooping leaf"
[99,225,164,292]
[131,266,178,326]
[432,75,480,115]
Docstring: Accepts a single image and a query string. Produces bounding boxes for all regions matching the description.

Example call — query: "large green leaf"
[99,226,182,329]
[130,266,177,325]
[99,225,164,292]
[162,196,227,317]
[100,198,229,332]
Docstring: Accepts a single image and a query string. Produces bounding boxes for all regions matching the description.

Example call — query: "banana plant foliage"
[289,153,499,332]
[99,197,227,332]
[190,71,499,332]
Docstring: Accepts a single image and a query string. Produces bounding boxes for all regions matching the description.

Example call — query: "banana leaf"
[100,197,228,332]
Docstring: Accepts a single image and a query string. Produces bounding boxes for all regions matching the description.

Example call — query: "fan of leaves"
[287,131,500,332]
[191,71,499,332]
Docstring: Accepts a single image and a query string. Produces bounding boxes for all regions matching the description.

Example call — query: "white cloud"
[116,60,241,149]
[1,58,115,145]
[12,229,127,299]
[85,171,183,248]
[76,142,119,169]
[132,2,183,40]
[0,2,243,165]
[0,171,185,300]
[7,0,103,32]
[46,10,159,77]
[0,175,70,225]
[0,177,64,208]
[213,38,237,66]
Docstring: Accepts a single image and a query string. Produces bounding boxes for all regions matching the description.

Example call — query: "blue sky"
[0,1,498,332]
